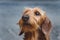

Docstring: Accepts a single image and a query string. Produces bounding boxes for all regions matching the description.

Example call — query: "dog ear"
[41,17,52,35]
[19,26,24,36]
[19,31,24,36]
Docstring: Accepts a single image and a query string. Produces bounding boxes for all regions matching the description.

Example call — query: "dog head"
[17,7,52,36]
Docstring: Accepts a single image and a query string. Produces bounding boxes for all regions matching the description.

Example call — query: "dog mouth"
[23,22,32,27]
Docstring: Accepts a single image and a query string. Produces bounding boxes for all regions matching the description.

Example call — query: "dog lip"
[23,22,30,25]
[23,22,32,26]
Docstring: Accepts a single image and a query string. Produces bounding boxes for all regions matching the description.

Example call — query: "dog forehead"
[23,8,34,14]
[24,8,32,13]
[23,7,45,16]
[33,7,45,15]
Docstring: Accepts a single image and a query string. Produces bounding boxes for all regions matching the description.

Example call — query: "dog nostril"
[22,15,29,22]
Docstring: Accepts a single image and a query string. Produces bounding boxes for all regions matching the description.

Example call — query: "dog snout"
[22,15,29,22]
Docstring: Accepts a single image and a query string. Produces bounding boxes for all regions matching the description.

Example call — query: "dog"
[17,7,52,40]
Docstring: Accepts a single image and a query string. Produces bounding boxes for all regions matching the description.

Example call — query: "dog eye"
[35,11,41,16]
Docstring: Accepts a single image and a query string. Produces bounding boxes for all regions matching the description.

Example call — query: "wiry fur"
[17,7,52,40]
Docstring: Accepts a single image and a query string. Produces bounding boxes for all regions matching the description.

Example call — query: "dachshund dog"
[17,7,52,40]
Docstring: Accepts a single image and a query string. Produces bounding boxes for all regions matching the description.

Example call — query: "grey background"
[0,0,60,1]
[0,0,60,40]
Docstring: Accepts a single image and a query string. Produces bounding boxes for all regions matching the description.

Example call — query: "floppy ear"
[19,25,24,36]
[19,27,24,36]
[41,17,52,35]
[19,31,24,36]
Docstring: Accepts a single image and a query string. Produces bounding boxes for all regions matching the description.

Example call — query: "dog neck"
[24,29,46,40]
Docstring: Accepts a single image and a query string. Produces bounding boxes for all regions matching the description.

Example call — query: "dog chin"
[23,22,32,27]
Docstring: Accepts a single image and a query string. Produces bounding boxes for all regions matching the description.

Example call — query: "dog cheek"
[38,17,43,25]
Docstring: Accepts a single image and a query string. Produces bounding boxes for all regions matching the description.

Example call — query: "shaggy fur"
[17,7,52,40]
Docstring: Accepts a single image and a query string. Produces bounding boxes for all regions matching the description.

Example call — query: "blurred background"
[0,0,60,40]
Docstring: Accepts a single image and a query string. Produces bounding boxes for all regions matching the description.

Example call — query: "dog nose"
[22,15,29,22]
